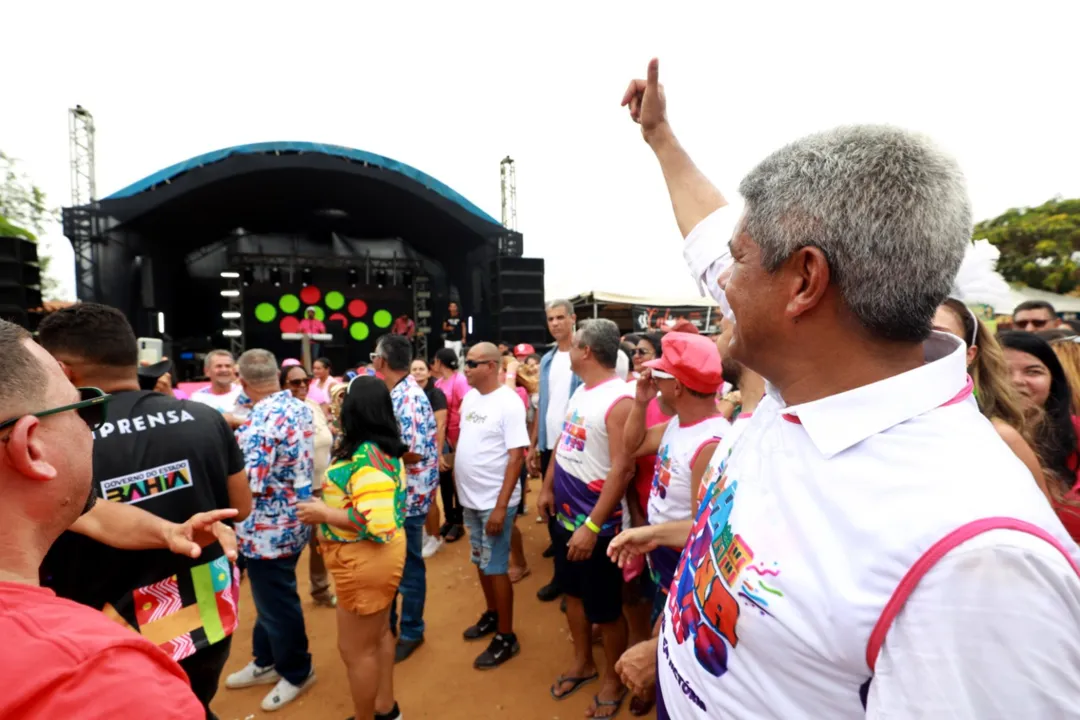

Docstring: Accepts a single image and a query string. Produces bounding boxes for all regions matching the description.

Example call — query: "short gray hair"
[738,125,971,343]
[204,349,234,370]
[576,318,620,369]
[375,334,413,372]
[545,299,574,316]
[237,349,278,387]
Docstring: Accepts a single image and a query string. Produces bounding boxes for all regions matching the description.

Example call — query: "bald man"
[455,342,530,668]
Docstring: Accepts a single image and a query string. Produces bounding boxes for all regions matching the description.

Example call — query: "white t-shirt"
[455,386,531,510]
[544,350,573,450]
[189,385,241,414]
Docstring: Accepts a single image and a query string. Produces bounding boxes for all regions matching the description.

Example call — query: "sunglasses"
[1016,319,1050,329]
[0,386,111,433]
[464,359,496,369]
[632,348,653,356]
[286,377,309,388]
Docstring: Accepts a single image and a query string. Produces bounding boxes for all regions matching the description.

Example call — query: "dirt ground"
[213,483,657,720]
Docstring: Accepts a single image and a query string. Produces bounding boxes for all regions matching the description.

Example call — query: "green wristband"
[584,517,601,534]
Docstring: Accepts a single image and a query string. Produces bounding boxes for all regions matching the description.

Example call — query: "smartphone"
[137,337,163,366]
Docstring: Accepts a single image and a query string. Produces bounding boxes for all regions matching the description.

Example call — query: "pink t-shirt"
[435,372,471,448]
[299,318,325,335]
[307,382,330,406]
[514,385,529,409]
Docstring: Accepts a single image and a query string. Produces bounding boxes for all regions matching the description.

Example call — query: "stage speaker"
[0,237,42,328]
[490,257,546,345]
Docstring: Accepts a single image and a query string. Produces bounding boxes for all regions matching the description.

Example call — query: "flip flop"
[509,566,531,584]
[550,672,599,700]
[588,689,629,719]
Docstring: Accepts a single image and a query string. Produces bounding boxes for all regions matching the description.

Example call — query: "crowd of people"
[2,57,1080,720]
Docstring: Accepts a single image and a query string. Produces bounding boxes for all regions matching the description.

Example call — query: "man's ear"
[57,360,76,384]
[5,416,57,483]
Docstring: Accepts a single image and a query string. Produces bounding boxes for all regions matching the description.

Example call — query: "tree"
[0,151,60,298]
[974,197,1080,294]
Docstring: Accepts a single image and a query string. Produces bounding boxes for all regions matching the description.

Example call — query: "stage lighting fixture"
[347,267,359,288]
[242,267,255,286]
[401,270,414,287]
[220,271,240,279]
[270,267,282,287]
[220,289,240,298]
[375,269,388,288]
[222,311,241,320]
[301,268,312,287]
[222,329,243,338]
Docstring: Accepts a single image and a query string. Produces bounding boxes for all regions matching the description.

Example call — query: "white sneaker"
[224,661,280,689]
[260,672,317,711]
[422,535,443,559]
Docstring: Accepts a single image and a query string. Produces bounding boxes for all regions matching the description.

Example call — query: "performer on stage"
[300,307,327,359]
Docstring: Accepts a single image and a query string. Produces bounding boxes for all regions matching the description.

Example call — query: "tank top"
[552,377,633,536]
[647,414,730,591]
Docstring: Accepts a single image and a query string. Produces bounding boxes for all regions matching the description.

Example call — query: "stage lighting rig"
[270,267,282,287]
[301,267,312,287]
[375,269,388,288]
[401,270,414,287]
[347,267,359,288]
[243,266,254,286]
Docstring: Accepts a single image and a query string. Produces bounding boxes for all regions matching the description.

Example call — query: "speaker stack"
[0,237,43,329]
[490,256,547,346]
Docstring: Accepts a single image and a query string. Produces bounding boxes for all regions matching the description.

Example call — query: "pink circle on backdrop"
[280,316,301,333]
[348,299,368,318]
[300,286,321,305]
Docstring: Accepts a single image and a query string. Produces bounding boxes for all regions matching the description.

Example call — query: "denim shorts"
[462,507,515,576]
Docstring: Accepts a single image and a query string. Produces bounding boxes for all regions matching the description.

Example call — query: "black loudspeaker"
[0,237,42,328]
[491,256,546,345]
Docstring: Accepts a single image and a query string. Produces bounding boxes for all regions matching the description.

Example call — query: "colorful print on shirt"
[391,375,440,517]
[666,447,784,679]
[104,555,240,662]
[234,390,314,560]
[551,379,632,536]
[322,443,407,543]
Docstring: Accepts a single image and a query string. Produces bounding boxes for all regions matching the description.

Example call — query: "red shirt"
[0,582,203,719]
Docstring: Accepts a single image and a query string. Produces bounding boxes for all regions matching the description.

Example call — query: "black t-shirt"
[41,391,245,617]
[443,315,463,341]
[423,384,447,413]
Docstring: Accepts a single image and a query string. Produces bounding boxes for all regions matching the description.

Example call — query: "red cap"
[644,332,723,394]
[513,343,535,358]
[668,319,700,335]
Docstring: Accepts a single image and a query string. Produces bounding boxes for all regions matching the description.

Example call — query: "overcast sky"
[5,0,1079,302]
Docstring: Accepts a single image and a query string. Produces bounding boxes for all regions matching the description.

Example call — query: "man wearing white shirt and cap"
[609,59,1080,719]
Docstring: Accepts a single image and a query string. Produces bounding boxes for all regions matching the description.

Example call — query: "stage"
[63,142,548,378]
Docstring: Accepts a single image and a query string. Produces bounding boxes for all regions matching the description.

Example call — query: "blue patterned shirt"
[391,375,440,517]
[235,390,314,559]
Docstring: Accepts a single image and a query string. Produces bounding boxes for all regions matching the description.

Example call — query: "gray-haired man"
[611,58,1080,720]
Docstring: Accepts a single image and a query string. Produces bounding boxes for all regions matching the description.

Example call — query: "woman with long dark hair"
[296,376,407,720]
[999,331,1080,540]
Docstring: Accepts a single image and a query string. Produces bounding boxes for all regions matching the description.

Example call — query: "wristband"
[584,517,602,534]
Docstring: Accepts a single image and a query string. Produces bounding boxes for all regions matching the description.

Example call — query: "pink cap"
[644,332,723,394]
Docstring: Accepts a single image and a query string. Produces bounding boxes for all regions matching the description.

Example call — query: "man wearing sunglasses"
[1012,300,1063,332]
[36,303,253,720]
[0,318,229,718]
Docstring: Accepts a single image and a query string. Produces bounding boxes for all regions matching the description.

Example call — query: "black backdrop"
[242,267,411,373]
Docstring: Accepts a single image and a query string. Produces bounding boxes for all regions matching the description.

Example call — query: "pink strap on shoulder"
[866,517,1080,672]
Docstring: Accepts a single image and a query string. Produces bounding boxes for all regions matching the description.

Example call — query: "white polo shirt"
[657,208,1080,719]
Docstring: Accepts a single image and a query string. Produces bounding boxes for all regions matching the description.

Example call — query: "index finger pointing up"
[647,58,659,89]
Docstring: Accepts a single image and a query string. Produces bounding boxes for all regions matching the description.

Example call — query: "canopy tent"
[566,290,721,335]
[1004,285,1080,315]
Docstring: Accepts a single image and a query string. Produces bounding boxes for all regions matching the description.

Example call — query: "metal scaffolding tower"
[68,106,98,300]
[500,156,517,231]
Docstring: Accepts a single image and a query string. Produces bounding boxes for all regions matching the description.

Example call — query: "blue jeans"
[246,553,312,686]
[389,514,426,641]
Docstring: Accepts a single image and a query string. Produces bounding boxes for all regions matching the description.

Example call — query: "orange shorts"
[320,533,406,616]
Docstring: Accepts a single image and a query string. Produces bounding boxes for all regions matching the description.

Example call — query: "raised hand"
[621,58,667,138]
[635,368,658,404]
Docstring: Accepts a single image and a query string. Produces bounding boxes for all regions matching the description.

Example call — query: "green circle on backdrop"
[373,309,392,328]
[310,306,325,321]
[325,291,345,310]
[254,303,277,323]
[279,294,300,314]
[350,322,370,341]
